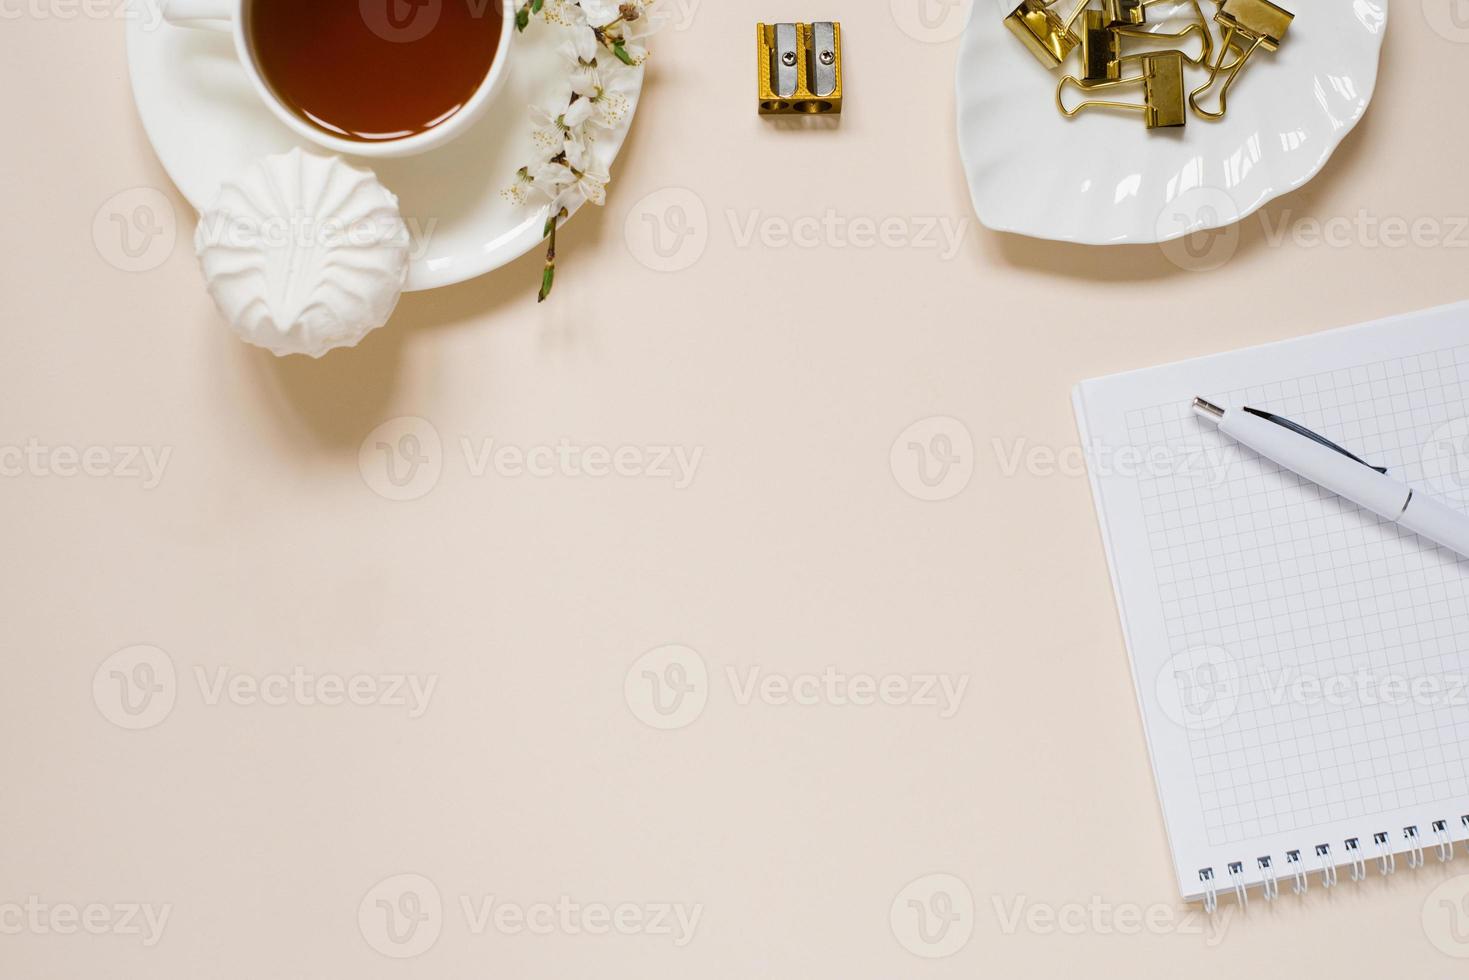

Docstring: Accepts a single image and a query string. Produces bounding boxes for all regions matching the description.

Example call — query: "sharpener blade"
[773,23,798,98]
[811,22,837,97]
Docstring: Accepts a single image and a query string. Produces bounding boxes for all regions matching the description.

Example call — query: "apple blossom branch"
[505,0,667,302]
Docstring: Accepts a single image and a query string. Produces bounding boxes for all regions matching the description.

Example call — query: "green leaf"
[532,0,544,11]
[538,264,555,303]
[612,38,635,66]
[515,6,529,30]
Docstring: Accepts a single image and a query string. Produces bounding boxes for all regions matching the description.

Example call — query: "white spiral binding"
[1404,826,1424,870]
[1345,838,1367,881]
[1257,856,1279,901]
[1227,862,1248,908]
[1434,820,1456,863]
[1197,815,1469,912]
[1316,843,1337,888]
[1285,849,1308,895]
[1373,833,1396,876]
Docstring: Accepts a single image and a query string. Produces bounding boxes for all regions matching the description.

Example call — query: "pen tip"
[1192,397,1225,421]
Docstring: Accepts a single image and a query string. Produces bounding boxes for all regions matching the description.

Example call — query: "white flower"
[563,98,596,166]
[584,67,638,130]
[560,22,598,65]
[529,96,595,160]
[569,60,602,98]
[530,161,608,210]
[561,97,595,128]
[562,25,602,99]
[602,24,649,65]
[501,166,538,205]
[563,130,595,171]
[528,99,565,134]
[621,0,671,37]
[538,0,586,27]
[565,168,609,208]
[606,0,667,63]
[579,0,622,27]
[530,161,576,200]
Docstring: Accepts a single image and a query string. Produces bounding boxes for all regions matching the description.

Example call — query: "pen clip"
[1242,407,1388,474]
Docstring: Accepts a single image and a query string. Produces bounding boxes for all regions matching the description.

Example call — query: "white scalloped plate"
[957,0,1387,244]
[127,4,641,291]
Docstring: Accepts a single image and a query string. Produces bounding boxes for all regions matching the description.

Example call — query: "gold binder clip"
[1189,0,1292,119]
[1004,0,1090,68]
[757,22,843,115]
[1079,1,1211,83]
[1057,50,1188,129]
[1102,0,1167,26]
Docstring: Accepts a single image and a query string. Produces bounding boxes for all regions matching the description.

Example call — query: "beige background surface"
[4,0,1469,977]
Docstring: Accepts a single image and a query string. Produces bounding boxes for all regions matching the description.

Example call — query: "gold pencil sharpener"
[757,22,843,115]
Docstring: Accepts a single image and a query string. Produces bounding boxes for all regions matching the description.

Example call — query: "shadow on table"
[249,56,666,450]
[251,133,632,452]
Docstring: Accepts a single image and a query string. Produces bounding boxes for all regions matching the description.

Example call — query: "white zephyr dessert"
[194,148,410,358]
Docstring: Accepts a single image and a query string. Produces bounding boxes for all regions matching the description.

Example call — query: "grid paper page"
[1075,302,1469,901]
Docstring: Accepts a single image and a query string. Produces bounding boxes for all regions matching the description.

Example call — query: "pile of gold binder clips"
[1005,0,1293,129]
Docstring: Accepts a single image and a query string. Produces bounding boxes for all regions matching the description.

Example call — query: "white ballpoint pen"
[1192,397,1469,561]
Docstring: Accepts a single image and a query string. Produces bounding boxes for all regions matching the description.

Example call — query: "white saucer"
[126,10,643,291]
[956,0,1386,245]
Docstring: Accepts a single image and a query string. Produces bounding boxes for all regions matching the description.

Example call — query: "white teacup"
[160,0,513,158]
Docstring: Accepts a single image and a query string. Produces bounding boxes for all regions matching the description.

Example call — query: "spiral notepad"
[1075,301,1469,908]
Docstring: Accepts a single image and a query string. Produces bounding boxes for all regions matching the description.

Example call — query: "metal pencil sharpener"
[757,22,842,115]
